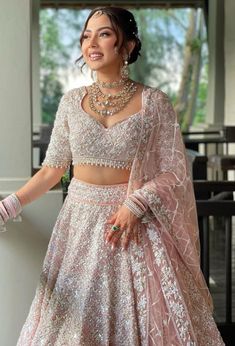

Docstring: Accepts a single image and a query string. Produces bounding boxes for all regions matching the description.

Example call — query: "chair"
[207,126,235,180]
[33,124,53,165]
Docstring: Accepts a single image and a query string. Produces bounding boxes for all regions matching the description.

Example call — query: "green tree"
[40,10,65,123]
[40,9,85,123]
[130,8,208,126]
[130,8,188,96]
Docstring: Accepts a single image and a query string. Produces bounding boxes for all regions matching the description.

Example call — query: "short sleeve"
[41,94,72,169]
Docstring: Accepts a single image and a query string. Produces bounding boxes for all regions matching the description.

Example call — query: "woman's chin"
[86,61,119,74]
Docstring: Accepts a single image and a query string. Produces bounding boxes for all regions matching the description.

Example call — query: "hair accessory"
[93,10,103,17]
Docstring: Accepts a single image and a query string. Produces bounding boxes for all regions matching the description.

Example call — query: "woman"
[0,7,224,346]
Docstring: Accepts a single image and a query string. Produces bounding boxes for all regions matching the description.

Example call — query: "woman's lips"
[89,53,103,61]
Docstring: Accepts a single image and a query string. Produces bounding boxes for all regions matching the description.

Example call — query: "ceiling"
[40,0,206,9]
[40,0,208,29]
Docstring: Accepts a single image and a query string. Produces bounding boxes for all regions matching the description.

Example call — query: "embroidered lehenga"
[17,86,224,345]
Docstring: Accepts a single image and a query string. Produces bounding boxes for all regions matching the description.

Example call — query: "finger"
[134,232,139,245]
[121,229,132,250]
[105,215,116,224]
[105,225,122,242]
[130,224,140,245]
[110,231,123,248]
[128,227,136,243]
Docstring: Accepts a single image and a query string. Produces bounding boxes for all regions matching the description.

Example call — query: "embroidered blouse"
[42,86,153,170]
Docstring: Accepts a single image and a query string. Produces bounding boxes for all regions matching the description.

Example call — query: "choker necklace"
[96,77,126,89]
[88,79,137,117]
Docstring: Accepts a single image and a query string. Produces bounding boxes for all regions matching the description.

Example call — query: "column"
[0,1,63,345]
[224,0,235,125]
[205,0,225,127]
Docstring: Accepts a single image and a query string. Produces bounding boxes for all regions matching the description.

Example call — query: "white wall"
[0,1,64,345]
[0,0,31,179]
[0,192,63,345]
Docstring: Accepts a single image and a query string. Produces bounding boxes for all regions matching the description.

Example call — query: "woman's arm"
[15,166,67,207]
[17,91,72,207]
[0,92,72,232]
[123,91,187,226]
[0,166,67,232]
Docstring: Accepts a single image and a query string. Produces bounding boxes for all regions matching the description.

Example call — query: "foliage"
[40,10,64,123]
[193,63,208,124]
[130,8,188,94]
[40,9,85,124]
[41,74,63,124]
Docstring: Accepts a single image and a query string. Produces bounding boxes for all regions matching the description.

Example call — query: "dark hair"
[76,7,141,66]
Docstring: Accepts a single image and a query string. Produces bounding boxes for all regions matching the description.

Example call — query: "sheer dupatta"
[125,87,224,345]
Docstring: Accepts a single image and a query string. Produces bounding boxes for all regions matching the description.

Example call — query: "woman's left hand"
[105,204,141,250]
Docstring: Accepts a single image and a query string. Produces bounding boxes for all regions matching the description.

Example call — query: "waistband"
[67,177,128,205]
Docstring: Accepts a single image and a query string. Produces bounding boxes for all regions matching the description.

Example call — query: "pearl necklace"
[88,79,137,117]
[96,77,126,89]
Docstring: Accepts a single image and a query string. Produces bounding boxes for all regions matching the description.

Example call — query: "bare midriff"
[73,165,130,185]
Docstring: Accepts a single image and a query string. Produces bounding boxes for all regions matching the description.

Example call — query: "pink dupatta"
[126,87,224,345]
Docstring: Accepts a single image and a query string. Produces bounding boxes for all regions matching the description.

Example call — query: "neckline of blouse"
[79,84,147,131]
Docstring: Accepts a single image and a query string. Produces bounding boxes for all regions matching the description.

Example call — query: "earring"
[121,55,129,79]
[90,69,97,82]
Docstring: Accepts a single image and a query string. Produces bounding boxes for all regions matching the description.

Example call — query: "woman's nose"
[89,36,98,47]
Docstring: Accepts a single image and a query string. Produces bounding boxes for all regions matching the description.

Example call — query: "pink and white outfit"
[16,86,224,345]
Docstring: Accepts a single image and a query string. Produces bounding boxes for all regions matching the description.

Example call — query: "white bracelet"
[0,194,22,232]
[123,198,146,218]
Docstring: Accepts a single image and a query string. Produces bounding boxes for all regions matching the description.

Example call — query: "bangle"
[0,201,9,222]
[123,198,146,218]
[2,193,22,218]
[128,194,148,212]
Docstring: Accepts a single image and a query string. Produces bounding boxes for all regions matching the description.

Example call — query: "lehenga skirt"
[17,178,148,346]
[17,178,224,346]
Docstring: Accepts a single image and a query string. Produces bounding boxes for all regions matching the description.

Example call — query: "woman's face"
[81,13,123,74]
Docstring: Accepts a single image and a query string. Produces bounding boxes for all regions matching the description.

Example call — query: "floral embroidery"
[147,227,195,344]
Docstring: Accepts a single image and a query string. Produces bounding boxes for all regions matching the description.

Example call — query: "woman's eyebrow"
[84,26,114,33]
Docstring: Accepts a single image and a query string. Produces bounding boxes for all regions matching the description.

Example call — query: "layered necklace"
[88,78,137,117]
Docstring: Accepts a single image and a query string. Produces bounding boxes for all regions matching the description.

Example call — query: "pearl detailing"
[41,86,152,171]
[73,157,132,170]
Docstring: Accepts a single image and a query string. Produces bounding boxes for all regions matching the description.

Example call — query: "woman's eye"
[100,32,110,37]
[82,35,89,40]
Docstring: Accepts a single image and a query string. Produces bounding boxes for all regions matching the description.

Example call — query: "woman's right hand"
[0,201,8,232]
[0,194,22,232]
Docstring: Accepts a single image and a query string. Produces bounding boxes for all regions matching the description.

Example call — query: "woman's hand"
[104,204,141,250]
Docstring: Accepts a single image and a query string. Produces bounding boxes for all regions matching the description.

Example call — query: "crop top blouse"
[41,85,154,170]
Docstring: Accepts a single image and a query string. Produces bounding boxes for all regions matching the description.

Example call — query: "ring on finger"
[111,225,120,232]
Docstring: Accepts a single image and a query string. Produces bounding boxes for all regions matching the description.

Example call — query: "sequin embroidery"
[42,86,152,170]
